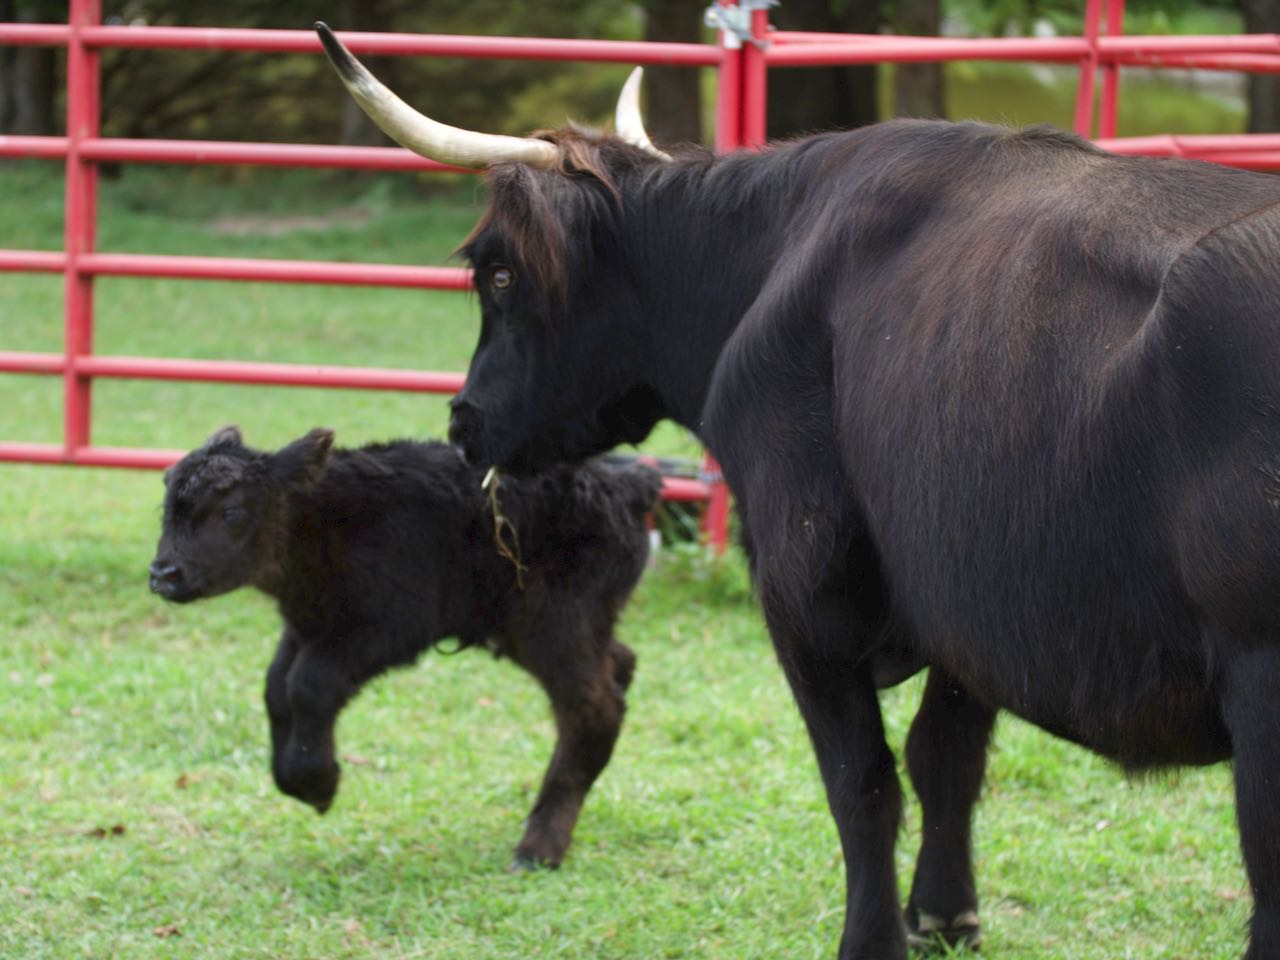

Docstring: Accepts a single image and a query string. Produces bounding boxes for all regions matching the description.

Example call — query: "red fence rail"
[4,0,1280,549]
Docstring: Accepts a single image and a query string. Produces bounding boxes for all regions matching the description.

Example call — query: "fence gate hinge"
[704,1,777,51]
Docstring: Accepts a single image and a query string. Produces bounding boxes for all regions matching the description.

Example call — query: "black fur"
[450,117,1280,957]
[151,426,660,868]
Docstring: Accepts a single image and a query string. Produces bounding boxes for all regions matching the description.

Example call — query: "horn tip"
[315,22,359,81]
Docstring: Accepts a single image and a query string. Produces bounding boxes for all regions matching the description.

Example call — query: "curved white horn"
[315,22,558,170]
[615,67,672,162]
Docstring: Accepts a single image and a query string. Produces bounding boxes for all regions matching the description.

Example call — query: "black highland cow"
[319,23,1280,959]
[150,425,660,868]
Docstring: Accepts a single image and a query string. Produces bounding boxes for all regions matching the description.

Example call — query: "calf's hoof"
[906,911,981,953]
[508,852,560,873]
[510,833,566,872]
[274,754,341,814]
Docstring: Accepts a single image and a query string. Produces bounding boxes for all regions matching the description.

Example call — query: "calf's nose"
[149,560,184,595]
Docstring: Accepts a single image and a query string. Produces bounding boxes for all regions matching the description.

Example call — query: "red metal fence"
[4,0,1280,548]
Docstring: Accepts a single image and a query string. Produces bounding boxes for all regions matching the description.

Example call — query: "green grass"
[0,162,1254,958]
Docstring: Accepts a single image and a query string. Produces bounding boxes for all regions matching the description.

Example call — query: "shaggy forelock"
[461,129,655,304]
[170,450,253,502]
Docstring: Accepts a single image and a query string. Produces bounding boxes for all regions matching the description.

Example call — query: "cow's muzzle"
[447,396,485,466]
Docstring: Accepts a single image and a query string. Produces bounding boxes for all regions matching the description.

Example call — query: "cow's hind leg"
[512,626,633,869]
[768,585,908,960]
[1219,643,1280,959]
[904,668,995,952]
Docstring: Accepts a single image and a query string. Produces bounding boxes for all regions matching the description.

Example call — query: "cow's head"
[317,24,672,472]
[150,426,333,602]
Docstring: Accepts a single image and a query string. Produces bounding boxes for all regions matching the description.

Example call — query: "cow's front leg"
[274,646,357,813]
[1219,642,1280,959]
[513,634,635,869]
[904,668,995,952]
[768,587,907,960]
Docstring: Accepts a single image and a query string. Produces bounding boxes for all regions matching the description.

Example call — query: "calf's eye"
[223,506,248,527]
[492,267,514,291]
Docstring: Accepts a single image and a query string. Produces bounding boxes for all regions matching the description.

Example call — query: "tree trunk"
[13,1,58,136]
[1245,0,1280,133]
[641,0,703,147]
[340,0,395,145]
[893,0,944,119]
[767,0,880,140]
[0,0,14,132]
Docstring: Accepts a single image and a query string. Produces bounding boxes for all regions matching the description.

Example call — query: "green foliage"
[941,60,1244,135]
[944,0,1241,38]
[91,1,653,144]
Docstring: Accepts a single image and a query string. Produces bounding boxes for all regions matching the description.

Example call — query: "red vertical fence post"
[62,0,101,456]
[741,4,770,148]
[701,0,752,552]
[1099,0,1126,139]
[714,0,744,152]
[1074,0,1104,136]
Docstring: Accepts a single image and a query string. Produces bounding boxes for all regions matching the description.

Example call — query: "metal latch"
[704,1,777,51]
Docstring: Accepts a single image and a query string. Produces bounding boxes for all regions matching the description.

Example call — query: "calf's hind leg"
[904,668,995,951]
[512,625,634,869]
[264,628,301,780]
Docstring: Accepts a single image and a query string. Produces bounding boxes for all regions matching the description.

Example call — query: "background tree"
[894,0,945,118]
[766,0,947,140]
[1243,0,1280,131]
[4,0,58,135]
[767,0,881,138]
[82,1,643,144]
[639,0,703,148]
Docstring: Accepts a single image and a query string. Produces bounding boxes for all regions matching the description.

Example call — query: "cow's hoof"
[906,911,981,953]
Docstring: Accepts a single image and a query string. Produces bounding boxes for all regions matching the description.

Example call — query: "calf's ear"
[271,428,335,489]
[204,424,244,449]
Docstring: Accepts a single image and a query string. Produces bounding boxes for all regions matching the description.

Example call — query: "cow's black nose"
[149,561,183,595]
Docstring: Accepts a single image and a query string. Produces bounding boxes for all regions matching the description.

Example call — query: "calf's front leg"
[272,645,358,813]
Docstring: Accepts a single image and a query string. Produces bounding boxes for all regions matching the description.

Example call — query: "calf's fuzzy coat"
[150,425,660,867]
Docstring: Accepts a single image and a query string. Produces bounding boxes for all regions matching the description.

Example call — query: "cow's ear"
[204,424,244,449]
[271,428,335,489]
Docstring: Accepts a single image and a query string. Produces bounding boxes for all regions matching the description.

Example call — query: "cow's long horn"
[615,67,671,161]
[315,22,558,170]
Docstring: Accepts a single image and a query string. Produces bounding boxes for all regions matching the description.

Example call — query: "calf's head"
[150,426,334,602]
[317,24,671,473]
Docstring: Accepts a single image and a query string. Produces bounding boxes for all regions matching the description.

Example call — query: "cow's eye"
[491,267,514,291]
[222,506,248,527]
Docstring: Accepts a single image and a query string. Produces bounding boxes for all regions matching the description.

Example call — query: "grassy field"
[0,161,1255,959]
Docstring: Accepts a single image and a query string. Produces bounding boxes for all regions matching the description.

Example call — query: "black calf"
[151,425,660,868]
